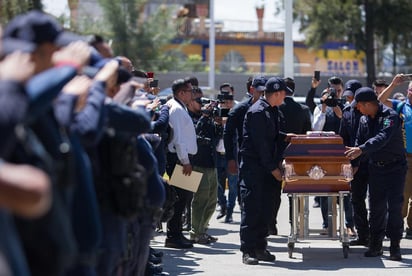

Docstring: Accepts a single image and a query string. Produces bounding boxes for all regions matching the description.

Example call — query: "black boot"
[350,234,369,246]
[364,239,383,257]
[389,240,402,261]
[217,205,226,219]
[224,208,233,223]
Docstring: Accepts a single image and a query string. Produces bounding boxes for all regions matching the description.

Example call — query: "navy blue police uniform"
[354,87,407,259]
[239,94,285,262]
[340,101,370,244]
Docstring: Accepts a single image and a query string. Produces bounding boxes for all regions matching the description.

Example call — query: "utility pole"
[208,0,215,90]
[284,0,294,77]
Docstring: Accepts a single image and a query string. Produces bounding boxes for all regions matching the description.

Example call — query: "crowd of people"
[0,9,411,276]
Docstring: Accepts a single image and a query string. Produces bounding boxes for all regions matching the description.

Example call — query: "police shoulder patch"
[383,118,394,128]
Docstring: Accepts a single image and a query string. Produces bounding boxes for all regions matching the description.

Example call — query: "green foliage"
[97,0,181,71]
[295,0,363,51]
[295,0,412,81]
[0,0,43,24]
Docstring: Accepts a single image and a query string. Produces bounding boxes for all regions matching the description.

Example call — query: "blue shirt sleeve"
[106,101,151,135]
[71,81,107,146]
[26,66,77,120]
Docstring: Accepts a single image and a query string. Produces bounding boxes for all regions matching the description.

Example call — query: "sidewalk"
[151,194,412,275]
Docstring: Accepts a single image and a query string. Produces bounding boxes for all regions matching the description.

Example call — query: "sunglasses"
[194,97,203,105]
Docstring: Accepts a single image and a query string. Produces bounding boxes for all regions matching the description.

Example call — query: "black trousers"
[239,160,280,254]
[368,160,406,245]
[165,152,193,238]
[350,162,369,239]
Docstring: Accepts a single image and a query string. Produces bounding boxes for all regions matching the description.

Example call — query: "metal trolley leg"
[339,191,350,258]
[287,193,298,258]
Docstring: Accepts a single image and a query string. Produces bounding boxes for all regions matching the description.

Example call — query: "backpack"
[97,131,147,219]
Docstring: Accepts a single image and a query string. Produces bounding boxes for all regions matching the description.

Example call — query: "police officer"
[345,87,407,261]
[223,75,265,210]
[239,77,288,265]
[339,80,370,246]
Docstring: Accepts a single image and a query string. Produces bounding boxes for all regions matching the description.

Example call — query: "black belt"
[217,152,225,156]
[370,157,403,167]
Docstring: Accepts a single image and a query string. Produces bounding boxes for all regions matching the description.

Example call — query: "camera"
[322,87,340,107]
[217,89,234,102]
[214,89,233,117]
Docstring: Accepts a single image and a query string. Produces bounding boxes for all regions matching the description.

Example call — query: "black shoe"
[242,253,259,265]
[255,249,276,262]
[224,214,233,223]
[165,237,193,249]
[150,247,164,258]
[180,235,194,244]
[349,238,369,246]
[146,263,163,275]
[364,248,383,257]
[216,206,226,219]
[389,241,402,261]
[149,254,162,265]
[268,226,278,236]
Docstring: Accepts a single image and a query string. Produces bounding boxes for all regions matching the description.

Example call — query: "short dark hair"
[88,34,105,46]
[283,77,295,93]
[185,76,199,87]
[328,76,343,86]
[246,76,253,92]
[373,78,389,87]
[219,82,234,92]
[172,78,192,94]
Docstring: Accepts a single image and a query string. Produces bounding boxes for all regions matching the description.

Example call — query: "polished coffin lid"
[283,132,351,193]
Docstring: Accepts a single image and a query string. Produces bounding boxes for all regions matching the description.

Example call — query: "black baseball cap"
[265,77,292,93]
[2,10,83,51]
[342,79,362,97]
[354,87,377,102]
[251,75,267,92]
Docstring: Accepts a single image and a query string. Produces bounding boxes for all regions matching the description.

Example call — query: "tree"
[295,0,412,85]
[0,0,43,24]
[97,0,183,71]
[373,0,412,74]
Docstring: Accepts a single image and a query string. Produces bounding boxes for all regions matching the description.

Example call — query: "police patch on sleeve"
[383,118,394,128]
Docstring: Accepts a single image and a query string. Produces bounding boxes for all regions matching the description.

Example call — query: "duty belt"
[371,157,403,167]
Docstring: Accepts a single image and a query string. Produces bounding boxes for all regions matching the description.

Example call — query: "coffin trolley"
[282,131,353,258]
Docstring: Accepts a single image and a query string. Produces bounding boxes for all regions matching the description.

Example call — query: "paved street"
[151,194,412,275]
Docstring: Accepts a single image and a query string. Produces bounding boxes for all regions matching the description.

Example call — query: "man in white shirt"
[165,78,197,249]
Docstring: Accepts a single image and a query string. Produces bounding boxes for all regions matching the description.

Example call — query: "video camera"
[214,89,234,117]
[321,87,343,107]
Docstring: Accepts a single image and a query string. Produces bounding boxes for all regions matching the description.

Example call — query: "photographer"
[215,84,237,223]
[312,76,344,131]
[312,76,346,233]
[188,88,222,244]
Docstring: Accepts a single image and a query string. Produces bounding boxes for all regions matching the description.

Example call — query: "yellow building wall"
[165,42,365,76]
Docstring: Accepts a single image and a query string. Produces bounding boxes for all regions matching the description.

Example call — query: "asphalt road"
[151,193,412,275]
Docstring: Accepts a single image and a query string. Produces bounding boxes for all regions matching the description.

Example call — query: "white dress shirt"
[167,97,197,165]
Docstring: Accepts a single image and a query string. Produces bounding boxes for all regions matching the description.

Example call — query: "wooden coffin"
[282,132,352,193]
